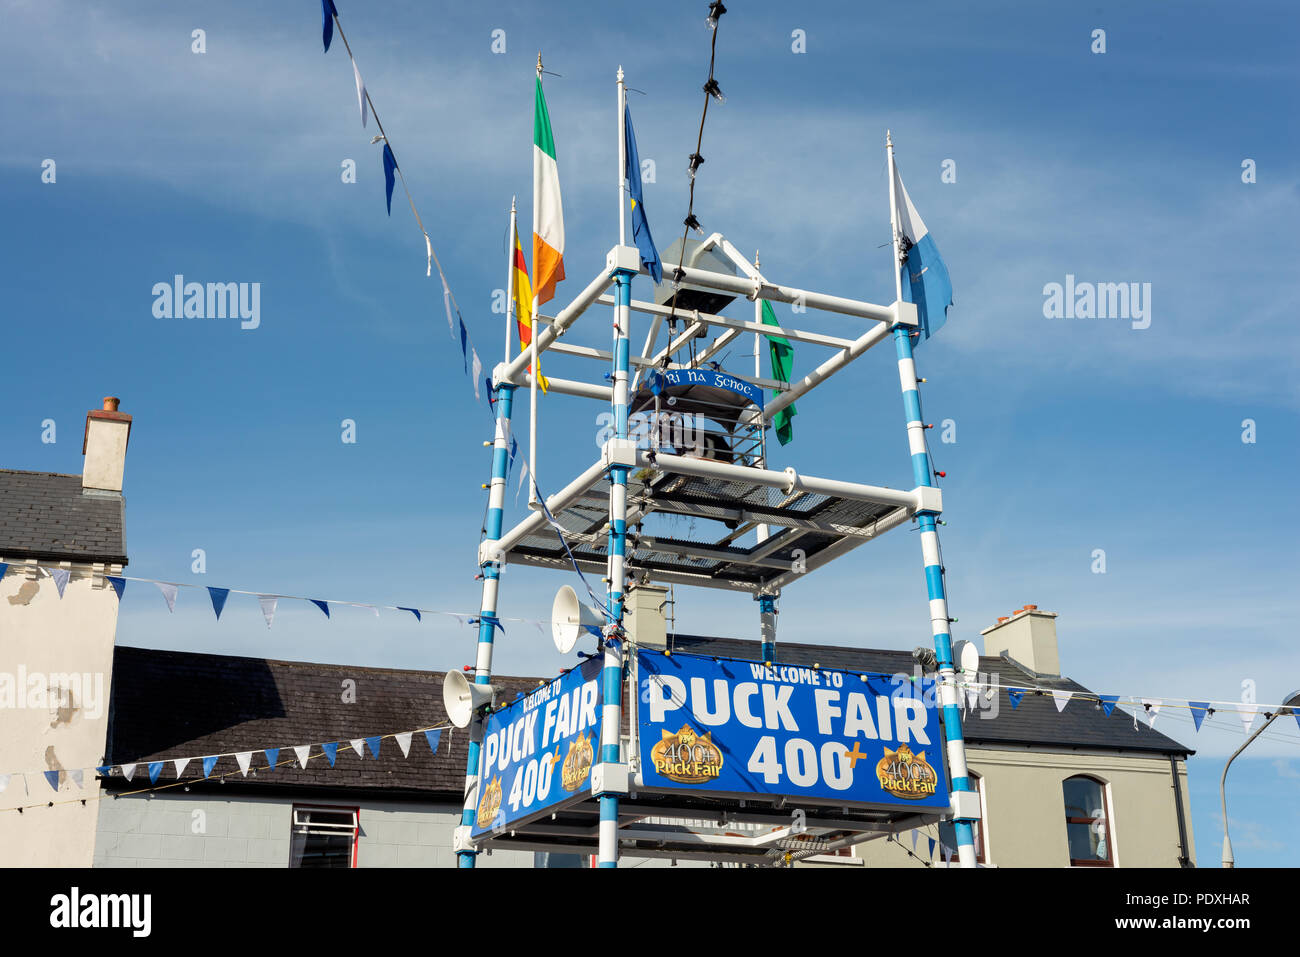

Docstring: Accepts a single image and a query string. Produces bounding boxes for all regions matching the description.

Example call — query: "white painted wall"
[0,560,122,867]
[809,746,1196,868]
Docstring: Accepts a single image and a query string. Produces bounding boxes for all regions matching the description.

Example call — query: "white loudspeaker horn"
[443,670,495,729]
[953,639,980,676]
[552,585,603,655]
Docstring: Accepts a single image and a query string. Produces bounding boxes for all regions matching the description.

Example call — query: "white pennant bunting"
[0,773,11,793]
[258,596,278,628]
[349,738,366,758]
[425,233,433,277]
[395,732,413,758]
[120,763,137,782]
[154,582,179,613]
[472,350,483,400]
[442,275,456,337]
[46,566,71,598]
[943,845,953,865]
[1239,702,1258,736]
[69,768,84,789]
[293,745,311,768]
[173,757,191,778]
[911,830,918,852]
[1140,698,1162,728]
[1051,690,1072,713]
[235,751,253,776]
[352,58,368,128]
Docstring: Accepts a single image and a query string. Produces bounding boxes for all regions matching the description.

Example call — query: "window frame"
[289,803,360,869]
[1062,775,1113,868]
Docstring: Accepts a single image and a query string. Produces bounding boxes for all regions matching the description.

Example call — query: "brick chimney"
[980,604,1061,676]
[82,396,132,492]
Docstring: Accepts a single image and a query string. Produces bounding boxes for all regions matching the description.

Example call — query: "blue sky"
[2,1,1297,865]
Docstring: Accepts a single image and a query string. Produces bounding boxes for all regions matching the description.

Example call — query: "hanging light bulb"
[706,0,727,28]
[703,78,726,104]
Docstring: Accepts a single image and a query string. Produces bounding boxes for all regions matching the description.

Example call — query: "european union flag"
[624,105,662,283]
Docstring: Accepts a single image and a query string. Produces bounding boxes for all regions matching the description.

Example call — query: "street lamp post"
[1219,689,1300,868]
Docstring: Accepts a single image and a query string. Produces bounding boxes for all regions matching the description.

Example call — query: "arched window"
[1063,776,1112,866]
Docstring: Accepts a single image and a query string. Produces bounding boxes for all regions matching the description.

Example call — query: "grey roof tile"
[0,469,127,565]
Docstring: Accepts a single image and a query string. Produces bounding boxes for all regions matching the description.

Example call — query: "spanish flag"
[532,76,565,306]
[513,223,548,392]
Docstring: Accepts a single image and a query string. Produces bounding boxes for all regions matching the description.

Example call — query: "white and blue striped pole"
[758,594,778,664]
[598,267,634,868]
[456,382,515,869]
[887,130,977,869]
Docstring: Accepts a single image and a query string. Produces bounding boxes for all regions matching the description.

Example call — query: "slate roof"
[0,469,128,565]
[664,635,1193,757]
[103,646,541,795]
[103,632,1189,798]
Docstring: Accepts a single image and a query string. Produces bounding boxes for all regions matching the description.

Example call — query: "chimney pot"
[1023,604,1037,611]
[103,396,120,412]
[997,617,1008,624]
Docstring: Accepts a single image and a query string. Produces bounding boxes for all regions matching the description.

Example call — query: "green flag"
[761,300,797,445]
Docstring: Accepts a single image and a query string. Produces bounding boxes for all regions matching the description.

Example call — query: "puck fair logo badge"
[651,724,724,784]
[476,775,502,828]
[561,732,594,792]
[875,743,938,800]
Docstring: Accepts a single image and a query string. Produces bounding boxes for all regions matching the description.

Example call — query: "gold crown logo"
[876,745,938,800]
[561,733,594,792]
[476,775,503,828]
[650,724,724,785]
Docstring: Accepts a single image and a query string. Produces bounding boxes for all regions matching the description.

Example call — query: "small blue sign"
[658,368,763,409]
[636,651,950,810]
[470,658,603,838]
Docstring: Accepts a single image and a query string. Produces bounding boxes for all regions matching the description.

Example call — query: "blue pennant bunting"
[927,837,935,858]
[472,615,505,635]
[398,607,422,622]
[148,761,164,784]
[202,755,219,778]
[321,742,339,767]
[1097,694,1119,717]
[310,599,331,618]
[264,748,280,770]
[95,765,113,777]
[365,736,382,759]
[0,562,8,581]
[208,586,230,620]
[106,575,126,600]
[458,318,469,372]
[1188,701,1210,731]
[44,770,60,791]
[321,0,337,53]
[424,729,442,754]
[1007,688,1026,710]
[382,143,397,215]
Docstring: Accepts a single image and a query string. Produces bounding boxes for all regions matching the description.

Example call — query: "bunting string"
[0,722,451,814]
[320,1,496,418]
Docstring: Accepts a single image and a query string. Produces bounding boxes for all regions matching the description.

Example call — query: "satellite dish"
[952,639,980,677]
[443,670,495,729]
[552,585,603,654]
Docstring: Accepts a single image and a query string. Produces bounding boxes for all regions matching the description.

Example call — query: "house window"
[289,805,359,868]
[1063,776,1112,866]
[938,771,986,864]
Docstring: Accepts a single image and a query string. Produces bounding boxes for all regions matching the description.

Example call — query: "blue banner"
[470,658,603,838]
[636,651,950,811]
[657,368,763,409]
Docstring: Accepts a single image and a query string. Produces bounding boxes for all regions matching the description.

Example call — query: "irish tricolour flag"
[532,76,565,306]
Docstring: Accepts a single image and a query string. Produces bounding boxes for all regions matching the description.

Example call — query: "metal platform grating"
[507,469,906,590]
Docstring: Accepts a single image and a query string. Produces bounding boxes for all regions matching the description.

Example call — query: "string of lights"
[661,1,728,368]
